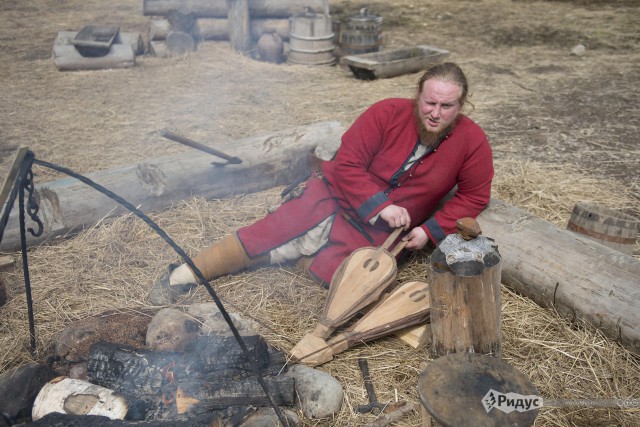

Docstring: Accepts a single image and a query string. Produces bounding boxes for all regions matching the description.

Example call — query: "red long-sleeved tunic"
[238,98,493,285]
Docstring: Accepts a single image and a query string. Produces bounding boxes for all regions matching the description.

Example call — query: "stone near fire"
[286,364,343,419]
[0,363,59,424]
[187,302,260,336]
[54,311,151,363]
[146,307,200,352]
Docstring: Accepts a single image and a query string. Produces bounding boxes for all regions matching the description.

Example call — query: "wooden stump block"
[166,31,197,56]
[428,232,502,358]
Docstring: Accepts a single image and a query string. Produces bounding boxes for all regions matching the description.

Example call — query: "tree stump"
[428,229,502,358]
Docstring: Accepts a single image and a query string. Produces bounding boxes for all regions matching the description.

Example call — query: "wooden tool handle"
[381,227,403,251]
[391,239,408,256]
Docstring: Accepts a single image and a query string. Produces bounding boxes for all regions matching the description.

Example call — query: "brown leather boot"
[192,234,270,280]
[148,234,269,305]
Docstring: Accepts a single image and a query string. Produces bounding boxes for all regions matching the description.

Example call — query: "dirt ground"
[1,0,639,426]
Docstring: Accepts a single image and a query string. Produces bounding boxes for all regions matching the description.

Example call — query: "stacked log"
[145,0,321,56]
[143,0,325,18]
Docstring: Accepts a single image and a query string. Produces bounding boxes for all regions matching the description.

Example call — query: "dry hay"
[1,0,639,425]
[1,162,639,426]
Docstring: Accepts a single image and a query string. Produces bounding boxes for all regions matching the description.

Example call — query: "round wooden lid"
[418,353,539,427]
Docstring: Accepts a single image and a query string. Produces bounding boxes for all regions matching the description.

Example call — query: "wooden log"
[478,198,640,353]
[428,232,502,358]
[228,0,250,53]
[149,40,168,57]
[174,375,294,412]
[143,0,324,19]
[54,31,144,56]
[166,31,197,56]
[149,18,290,41]
[52,44,135,71]
[0,121,344,252]
[87,336,278,394]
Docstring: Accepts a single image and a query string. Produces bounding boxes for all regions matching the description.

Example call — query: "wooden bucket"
[288,8,336,65]
[339,8,383,56]
[567,202,639,256]
[290,228,407,364]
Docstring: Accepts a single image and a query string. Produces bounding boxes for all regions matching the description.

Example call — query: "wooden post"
[227,0,250,53]
[428,224,502,358]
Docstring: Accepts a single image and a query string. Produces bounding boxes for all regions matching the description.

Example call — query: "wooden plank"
[0,122,344,252]
[227,0,250,53]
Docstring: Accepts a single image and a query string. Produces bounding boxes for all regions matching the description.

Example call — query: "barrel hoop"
[567,221,637,245]
[289,46,336,54]
[289,33,335,42]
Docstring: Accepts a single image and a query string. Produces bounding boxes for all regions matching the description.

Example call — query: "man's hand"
[379,205,411,230]
[402,227,429,250]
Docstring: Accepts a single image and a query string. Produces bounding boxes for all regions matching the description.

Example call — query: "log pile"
[144,0,325,56]
[29,335,292,423]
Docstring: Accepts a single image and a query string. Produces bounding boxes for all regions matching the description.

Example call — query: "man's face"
[416,79,463,136]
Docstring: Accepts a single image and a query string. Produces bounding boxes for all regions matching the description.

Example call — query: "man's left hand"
[402,227,429,250]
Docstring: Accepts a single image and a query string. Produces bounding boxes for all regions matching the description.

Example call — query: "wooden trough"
[340,44,450,80]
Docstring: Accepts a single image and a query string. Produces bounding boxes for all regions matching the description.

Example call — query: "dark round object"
[418,353,539,427]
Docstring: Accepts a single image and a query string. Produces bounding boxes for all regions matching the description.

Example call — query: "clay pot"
[257,28,283,63]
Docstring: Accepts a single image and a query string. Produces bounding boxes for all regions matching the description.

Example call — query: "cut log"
[228,0,250,53]
[0,121,344,252]
[478,198,640,354]
[428,233,502,358]
[149,40,168,58]
[86,337,291,418]
[54,31,144,56]
[165,31,196,56]
[52,44,135,71]
[87,336,280,394]
[149,18,290,41]
[143,0,324,18]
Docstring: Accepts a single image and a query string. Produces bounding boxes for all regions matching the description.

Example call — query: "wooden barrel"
[288,8,335,65]
[339,8,383,55]
[567,202,639,256]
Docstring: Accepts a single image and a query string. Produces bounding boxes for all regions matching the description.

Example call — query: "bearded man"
[149,62,494,305]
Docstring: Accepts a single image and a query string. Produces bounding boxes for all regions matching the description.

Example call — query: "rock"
[145,307,200,352]
[188,302,260,336]
[571,44,586,56]
[239,407,300,426]
[54,311,151,364]
[286,364,343,419]
[0,363,58,424]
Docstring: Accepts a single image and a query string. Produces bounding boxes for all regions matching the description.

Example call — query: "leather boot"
[192,234,270,280]
[148,234,269,305]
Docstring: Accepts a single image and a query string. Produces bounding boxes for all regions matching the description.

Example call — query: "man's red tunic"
[237,98,494,285]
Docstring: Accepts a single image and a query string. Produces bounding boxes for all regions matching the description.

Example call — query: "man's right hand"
[379,205,411,230]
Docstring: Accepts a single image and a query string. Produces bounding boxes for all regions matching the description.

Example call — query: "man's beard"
[413,102,457,148]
